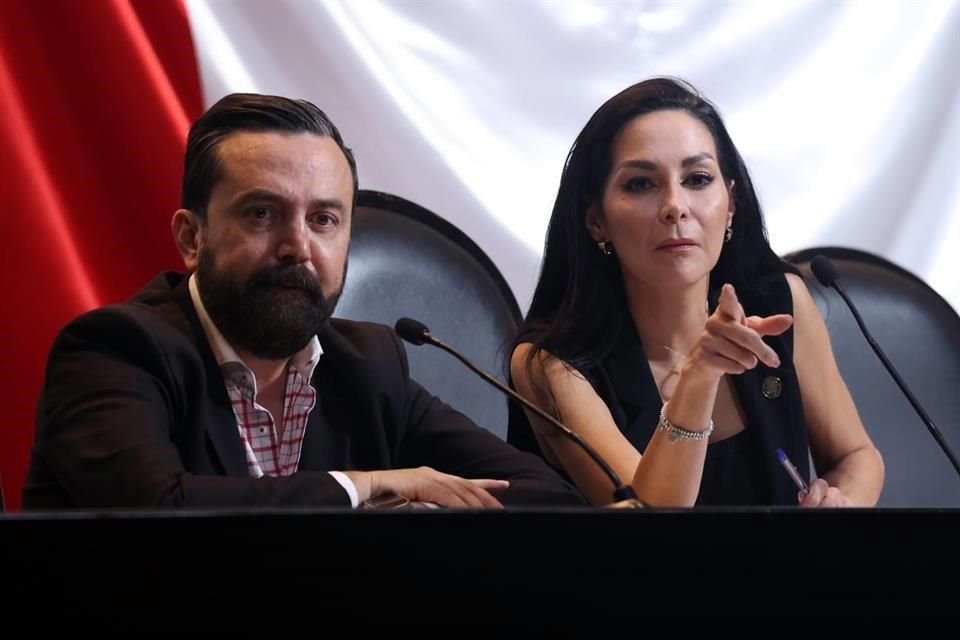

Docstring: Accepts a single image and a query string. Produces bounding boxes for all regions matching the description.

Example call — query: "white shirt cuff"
[328,471,359,508]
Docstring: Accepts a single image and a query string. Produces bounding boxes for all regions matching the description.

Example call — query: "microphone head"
[394,317,431,346]
[810,255,840,287]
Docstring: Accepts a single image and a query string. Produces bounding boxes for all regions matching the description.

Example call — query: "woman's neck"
[625,278,710,364]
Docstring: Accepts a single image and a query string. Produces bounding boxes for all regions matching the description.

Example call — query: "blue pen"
[776,448,809,495]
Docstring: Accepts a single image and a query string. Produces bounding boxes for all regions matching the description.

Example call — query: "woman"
[508,77,884,507]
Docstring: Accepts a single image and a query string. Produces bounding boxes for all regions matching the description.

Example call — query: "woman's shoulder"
[783,271,820,317]
[783,270,807,292]
[512,341,562,372]
[510,341,592,386]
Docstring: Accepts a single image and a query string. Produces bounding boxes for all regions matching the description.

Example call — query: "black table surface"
[2,507,957,624]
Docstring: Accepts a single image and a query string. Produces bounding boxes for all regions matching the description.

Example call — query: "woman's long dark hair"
[516,77,796,378]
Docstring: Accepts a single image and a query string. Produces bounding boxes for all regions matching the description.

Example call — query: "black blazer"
[24,272,584,509]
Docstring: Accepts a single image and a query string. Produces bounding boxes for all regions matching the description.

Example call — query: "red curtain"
[0,0,203,510]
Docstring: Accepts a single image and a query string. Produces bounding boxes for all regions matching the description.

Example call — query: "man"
[23,94,584,509]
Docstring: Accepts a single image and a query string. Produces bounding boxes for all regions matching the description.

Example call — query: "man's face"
[192,131,354,359]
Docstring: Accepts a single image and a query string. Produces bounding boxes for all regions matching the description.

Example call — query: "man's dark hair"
[181,93,359,218]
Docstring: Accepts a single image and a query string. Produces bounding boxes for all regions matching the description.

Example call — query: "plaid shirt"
[221,359,315,478]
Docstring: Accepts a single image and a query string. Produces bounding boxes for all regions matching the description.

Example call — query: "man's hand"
[344,467,509,508]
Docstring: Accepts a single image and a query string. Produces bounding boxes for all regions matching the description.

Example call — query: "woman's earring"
[724,222,733,243]
[598,240,613,256]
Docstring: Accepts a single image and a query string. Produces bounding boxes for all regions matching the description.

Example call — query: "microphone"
[394,317,643,507]
[810,255,960,478]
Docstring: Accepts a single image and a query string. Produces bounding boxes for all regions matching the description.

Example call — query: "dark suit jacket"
[24,272,584,509]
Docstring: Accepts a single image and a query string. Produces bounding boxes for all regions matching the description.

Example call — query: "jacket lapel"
[298,354,354,470]
[170,276,249,477]
[299,321,393,470]
[199,364,250,478]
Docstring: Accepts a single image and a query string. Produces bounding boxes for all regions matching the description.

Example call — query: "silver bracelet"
[657,402,714,442]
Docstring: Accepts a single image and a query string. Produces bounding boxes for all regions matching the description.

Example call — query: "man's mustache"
[246,265,323,300]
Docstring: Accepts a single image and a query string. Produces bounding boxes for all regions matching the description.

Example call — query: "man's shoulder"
[315,318,411,391]
[126,271,188,306]
[322,317,400,355]
[59,271,195,347]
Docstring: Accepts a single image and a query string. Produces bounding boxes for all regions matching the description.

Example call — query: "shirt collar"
[188,272,322,385]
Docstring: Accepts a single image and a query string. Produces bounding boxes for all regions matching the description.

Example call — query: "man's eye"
[311,213,336,227]
[248,207,272,220]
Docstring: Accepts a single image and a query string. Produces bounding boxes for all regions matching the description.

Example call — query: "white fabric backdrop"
[187,0,960,314]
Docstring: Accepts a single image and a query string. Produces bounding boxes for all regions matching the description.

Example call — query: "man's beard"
[196,247,343,360]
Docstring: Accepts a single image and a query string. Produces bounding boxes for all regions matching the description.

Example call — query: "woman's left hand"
[798,478,854,507]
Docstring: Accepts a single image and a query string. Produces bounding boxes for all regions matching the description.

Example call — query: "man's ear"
[172,209,204,272]
[585,204,607,243]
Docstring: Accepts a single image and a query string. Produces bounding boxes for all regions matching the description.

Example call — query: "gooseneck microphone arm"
[394,317,640,504]
[810,255,960,478]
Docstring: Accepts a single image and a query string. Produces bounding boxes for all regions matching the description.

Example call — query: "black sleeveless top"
[508,272,810,506]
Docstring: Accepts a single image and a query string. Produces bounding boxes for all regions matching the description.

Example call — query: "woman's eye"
[685,172,714,188]
[624,176,654,192]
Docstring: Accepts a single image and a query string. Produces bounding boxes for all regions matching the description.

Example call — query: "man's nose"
[276,218,311,263]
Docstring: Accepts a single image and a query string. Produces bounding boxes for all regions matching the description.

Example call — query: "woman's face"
[588,109,734,291]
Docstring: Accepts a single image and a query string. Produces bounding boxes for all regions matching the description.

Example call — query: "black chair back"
[785,246,960,506]
[335,190,521,440]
